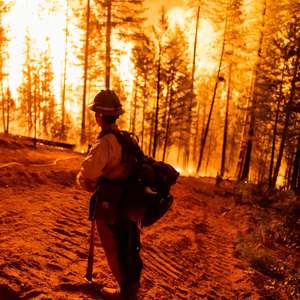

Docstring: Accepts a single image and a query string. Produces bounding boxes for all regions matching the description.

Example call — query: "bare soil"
[0,135,297,299]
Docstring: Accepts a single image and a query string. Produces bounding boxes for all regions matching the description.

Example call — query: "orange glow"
[4,1,135,120]
[113,38,135,93]
[167,7,186,28]
[3,1,218,141]
[5,1,81,101]
[167,7,218,75]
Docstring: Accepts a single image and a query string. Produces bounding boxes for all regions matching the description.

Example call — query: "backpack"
[100,128,179,227]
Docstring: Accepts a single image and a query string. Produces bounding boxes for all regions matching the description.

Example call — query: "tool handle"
[85,220,96,281]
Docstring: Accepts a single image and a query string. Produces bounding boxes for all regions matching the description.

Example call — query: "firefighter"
[77,90,143,300]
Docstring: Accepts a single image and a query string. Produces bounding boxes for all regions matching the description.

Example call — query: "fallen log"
[2,134,76,150]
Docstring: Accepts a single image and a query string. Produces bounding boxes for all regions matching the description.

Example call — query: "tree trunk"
[61,0,69,140]
[187,3,201,166]
[258,137,269,183]
[152,44,161,158]
[141,76,147,150]
[26,45,33,136]
[81,0,90,145]
[194,98,207,164]
[0,13,5,134]
[196,4,229,174]
[0,82,5,133]
[105,0,112,90]
[291,134,300,193]
[176,141,181,165]
[33,74,37,148]
[205,133,213,176]
[228,108,242,177]
[131,80,138,134]
[193,95,202,164]
[5,87,11,134]
[268,68,285,187]
[239,0,267,181]
[162,72,174,162]
[148,107,155,156]
[235,80,253,179]
[285,152,293,189]
[0,57,5,133]
[271,49,299,188]
[220,62,232,178]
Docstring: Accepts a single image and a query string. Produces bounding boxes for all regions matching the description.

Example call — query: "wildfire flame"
[167,6,218,75]
[4,1,136,116]
[3,0,218,167]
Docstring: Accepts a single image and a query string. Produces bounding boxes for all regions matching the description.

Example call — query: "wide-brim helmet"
[88,90,125,116]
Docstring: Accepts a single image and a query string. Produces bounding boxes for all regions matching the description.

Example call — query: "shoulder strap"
[99,128,144,163]
[98,127,118,139]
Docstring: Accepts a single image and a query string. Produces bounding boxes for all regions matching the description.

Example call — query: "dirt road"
[0,144,260,299]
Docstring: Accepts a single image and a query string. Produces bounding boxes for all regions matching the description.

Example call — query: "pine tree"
[246,1,300,187]
[0,0,12,134]
[162,26,193,165]
[186,1,201,167]
[196,0,229,174]
[61,0,70,140]
[152,7,169,159]
[132,33,156,151]
[270,15,300,188]
[19,31,34,136]
[80,0,90,144]
[72,0,145,144]
[39,40,56,138]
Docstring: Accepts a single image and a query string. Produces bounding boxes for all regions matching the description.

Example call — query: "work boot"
[100,287,124,300]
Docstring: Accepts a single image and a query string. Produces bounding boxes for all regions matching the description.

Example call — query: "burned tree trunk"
[162,72,174,162]
[196,4,229,174]
[291,134,300,194]
[105,0,112,90]
[148,105,155,156]
[152,43,161,158]
[269,69,285,187]
[238,0,267,181]
[220,63,232,178]
[33,73,38,148]
[131,80,138,134]
[187,3,201,166]
[271,50,299,189]
[61,0,69,140]
[5,88,11,134]
[141,77,147,150]
[0,70,5,133]
[81,0,90,145]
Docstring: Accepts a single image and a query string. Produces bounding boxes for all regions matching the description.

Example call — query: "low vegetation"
[231,182,300,298]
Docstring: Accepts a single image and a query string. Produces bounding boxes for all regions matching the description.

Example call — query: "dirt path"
[0,149,260,299]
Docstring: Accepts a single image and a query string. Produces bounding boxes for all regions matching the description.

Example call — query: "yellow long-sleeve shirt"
[77,126,131,191]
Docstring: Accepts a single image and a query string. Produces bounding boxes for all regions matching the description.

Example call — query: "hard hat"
[88,90,124,116]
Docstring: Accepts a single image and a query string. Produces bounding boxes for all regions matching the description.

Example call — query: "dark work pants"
[96,219,143,296]
[112,220,143,296]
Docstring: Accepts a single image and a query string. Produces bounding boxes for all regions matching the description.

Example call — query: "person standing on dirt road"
[77,90,143,300]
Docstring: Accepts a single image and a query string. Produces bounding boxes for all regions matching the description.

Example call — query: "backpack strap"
[99,128,144,163]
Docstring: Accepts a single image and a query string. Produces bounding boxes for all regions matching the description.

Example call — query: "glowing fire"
[167,6,218,75]
[113,38,135,93]
[5,0,81,100]
[4,0,135,117]
[3,1,218,136]
[167,7,186,28]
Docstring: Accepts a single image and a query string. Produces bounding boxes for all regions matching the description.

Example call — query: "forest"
[0,0,299,192]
